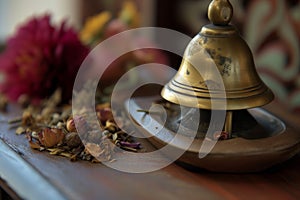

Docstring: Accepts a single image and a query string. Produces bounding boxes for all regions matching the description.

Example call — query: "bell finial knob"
[208,0,233,26]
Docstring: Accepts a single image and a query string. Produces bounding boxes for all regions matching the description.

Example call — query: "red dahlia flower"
[0,15,89,103]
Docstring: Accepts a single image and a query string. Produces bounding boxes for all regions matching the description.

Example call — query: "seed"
[66,118,76,132]
[65,132,82,148]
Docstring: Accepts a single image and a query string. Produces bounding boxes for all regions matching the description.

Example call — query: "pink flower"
[0,15,89,103]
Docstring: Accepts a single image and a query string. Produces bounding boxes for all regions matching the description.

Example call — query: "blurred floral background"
[0,0,162,105]
[0,0,299,113]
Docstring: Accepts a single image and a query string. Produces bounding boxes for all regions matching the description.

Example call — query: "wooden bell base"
[126,96,300,173]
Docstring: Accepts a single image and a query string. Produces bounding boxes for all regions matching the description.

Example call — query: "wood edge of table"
[0,139,67,200]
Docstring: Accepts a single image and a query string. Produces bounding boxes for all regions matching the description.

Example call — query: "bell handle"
[208,0,233,26]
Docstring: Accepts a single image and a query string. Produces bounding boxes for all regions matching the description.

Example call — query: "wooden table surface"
[0,101,300,200]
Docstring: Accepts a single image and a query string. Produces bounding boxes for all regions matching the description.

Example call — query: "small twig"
[120,146,138,152]
[35,123,51,128]
[8,117,22,124]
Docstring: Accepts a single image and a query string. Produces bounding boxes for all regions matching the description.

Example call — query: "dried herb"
[10,88,142,163]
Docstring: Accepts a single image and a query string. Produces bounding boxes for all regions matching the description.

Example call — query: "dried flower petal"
[29,141,42,150]
[38,128,65,147]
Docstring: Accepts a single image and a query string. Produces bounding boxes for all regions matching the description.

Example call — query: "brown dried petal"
[29,141,42,150]
[38,128,65,148]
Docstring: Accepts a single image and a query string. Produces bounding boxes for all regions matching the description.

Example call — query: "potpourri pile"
[9,89,142,163]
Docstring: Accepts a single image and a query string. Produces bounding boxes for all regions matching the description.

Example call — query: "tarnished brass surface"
[208,0,233,25]
[161,0,274,110]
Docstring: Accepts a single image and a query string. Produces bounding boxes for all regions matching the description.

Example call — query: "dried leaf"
[38,128,65,148]
[70,154,78,162]
[29,141,41,150]
[15,127,26,135]
[49,148,64,155]
[112,133,118,142]
[60,152,73,158]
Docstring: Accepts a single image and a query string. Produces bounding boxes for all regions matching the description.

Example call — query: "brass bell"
[128,0,300,172]
[161,0,274,135]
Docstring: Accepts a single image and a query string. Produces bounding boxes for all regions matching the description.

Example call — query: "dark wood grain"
[0,101,300,200]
